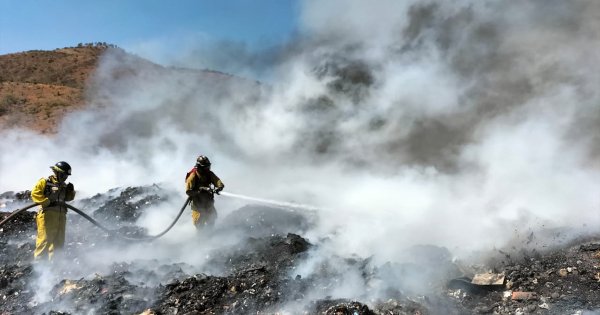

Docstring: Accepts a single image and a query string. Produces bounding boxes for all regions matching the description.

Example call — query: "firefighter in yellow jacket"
[185,155,224,229]
[31,161,75,260]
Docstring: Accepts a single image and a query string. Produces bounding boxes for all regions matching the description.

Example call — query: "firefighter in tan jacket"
[31,161,75,260]
[185,155,224,229]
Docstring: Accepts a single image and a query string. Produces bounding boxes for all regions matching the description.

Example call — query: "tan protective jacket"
[185,168,224,208]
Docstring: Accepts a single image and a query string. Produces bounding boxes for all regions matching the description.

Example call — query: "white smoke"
[1,0,600,307]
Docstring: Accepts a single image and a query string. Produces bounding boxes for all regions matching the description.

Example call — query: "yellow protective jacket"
[31,175,75,260]
[31,175,75,208]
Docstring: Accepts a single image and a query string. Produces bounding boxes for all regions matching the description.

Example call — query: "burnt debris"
[87,185,169,224]
[2,187,600,314]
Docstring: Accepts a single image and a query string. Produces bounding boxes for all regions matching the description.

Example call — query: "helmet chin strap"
[56,172,68,183]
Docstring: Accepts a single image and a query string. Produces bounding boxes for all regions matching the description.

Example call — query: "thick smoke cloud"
[1,0,599,301]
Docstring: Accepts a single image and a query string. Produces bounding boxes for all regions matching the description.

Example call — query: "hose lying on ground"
[0,197,191,242]
[0,203,39,227]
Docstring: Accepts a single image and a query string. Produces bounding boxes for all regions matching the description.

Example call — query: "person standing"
[185,155,224,229]
[31,161,75,260]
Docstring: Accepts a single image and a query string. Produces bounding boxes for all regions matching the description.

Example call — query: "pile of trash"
[2,186,600,314]
[448,241,600,314]
[82,185,168,224]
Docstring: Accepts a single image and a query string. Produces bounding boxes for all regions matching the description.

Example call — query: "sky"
[0,0,299,66]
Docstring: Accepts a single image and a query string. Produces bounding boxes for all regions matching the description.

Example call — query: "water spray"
[220,191,322,212]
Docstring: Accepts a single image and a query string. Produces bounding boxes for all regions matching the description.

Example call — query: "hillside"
[0,45,109,133]
[0,44,245,135]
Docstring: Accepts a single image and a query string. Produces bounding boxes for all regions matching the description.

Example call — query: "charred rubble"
[2,187,600,314]
[83,185,168,225]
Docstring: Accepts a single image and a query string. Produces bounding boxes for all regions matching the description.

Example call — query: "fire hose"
[0,197,191,242]
[0,190,319,241]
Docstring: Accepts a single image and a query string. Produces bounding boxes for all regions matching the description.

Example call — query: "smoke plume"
[1,0,600,304]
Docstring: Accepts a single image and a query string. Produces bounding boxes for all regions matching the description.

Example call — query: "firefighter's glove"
[186,190,198,197]
[66,183,74,193]
[214,188,222,195]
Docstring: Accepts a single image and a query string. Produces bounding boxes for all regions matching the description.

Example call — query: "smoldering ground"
[1,0,600,313]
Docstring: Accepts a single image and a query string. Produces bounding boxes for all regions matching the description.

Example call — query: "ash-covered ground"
[1,186,600,315]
